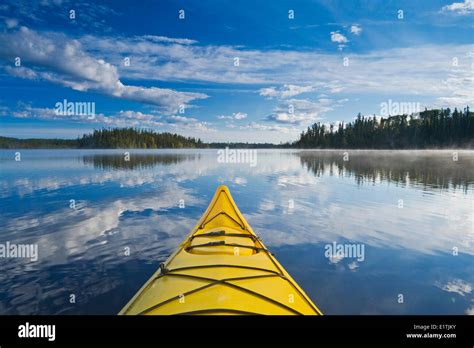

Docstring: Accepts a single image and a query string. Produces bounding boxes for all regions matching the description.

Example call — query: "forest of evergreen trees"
[296,107,474,149]
[0,128,206,149]
[0,136,77,149]
[77,128,205,148]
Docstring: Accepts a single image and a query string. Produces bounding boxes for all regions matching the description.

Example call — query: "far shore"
[1,147,474,151]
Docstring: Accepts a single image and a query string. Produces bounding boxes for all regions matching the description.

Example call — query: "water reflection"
[83,153,196,170]
[298,150,474,191]
[0,150,473,315]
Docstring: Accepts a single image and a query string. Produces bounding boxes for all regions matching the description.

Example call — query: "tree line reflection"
[298,151,474,191]
[82,153,198,170]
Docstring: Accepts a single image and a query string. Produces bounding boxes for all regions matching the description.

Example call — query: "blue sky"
[0,0,473,143]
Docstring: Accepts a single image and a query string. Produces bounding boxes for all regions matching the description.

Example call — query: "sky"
[0,0,473,143]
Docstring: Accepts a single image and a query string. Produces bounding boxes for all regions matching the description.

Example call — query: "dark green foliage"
[0,136,77,149]
[208,142,286,149]
[295,107,474,149]
[0,128,207,149]
[77,128,206,149]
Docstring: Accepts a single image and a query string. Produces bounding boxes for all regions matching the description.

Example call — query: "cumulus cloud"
[265,113,310,124]
[10,104,166,128]
[0,27,208,114]
[330,31,348,50]
[441,0,474,14]
[350,24,362,35]
[217,112,247,120]
[330,31,348,43]
[439,279,472,296]
[240,122,294,133]
[259,84,314,99]
[7,101,217,132]
[233,112,247,120]
[166,115,198,124]
[165,115,215,132]
[5,66,37,79]
[264,98,347,125]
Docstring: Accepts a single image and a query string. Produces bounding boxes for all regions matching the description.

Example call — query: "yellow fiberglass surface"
[119,185,322,315]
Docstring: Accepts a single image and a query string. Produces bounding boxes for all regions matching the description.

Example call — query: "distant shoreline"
[1,138,473,150]
[1,145,473,151]
[2,105,473,151]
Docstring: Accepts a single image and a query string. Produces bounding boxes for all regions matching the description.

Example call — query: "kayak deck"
[120,185,322,315]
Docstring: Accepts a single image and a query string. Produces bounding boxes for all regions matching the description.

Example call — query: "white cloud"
[8,103,219,132]
[233,112,247,120]
[259,84,314,99]
[5,66,38,79]
[165,115,215,132]
[330,31,348,44]
[141,35,197,45]
[433,74,474,108]
[466,306,474,315]
[266,113,308,124]
[0,27,208,114]
[240,122,295,133]
[259,86,332,126]
[166,115,198,124]
[117,110,160,121]
[11,104,166,128]
[217,112,247,120]
[265,98,347,125]
[330,31,348,50]
[350,24,362,35]
[439,279,472,296]
[441,0,474,14]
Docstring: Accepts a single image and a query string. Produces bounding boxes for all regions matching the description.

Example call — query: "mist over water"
[0,149,473,314]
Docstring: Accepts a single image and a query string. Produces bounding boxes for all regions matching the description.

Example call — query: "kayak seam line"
[199,190,247,231]
[138,273,302,315]
[175,271,320,315]
[200,211,245,230]
[121,264,283,314]
[162,264,281,276]
[174,309,263,315]
[138,273,301,315]
[137,274,278,315]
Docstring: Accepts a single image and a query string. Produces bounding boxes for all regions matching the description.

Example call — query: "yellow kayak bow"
[120,185,322,315]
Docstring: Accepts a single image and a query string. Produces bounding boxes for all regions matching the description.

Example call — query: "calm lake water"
[0,149,473,315]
